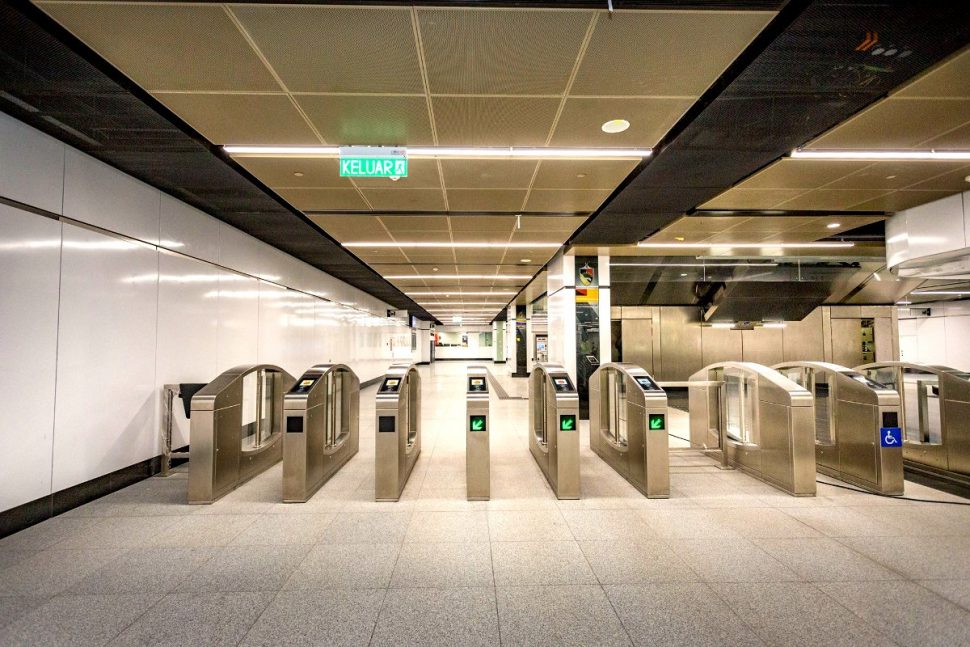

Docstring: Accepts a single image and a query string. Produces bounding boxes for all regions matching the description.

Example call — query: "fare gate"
[466,366,490,501]
[282,364,360,503]
[589,363,670,498]
[188,364,296,504]
[375,363,422,502]
[774,361,903,495]
[688,361,816,497]
[529,363,580,499]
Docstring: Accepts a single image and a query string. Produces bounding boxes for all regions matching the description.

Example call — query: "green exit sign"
[559,414,577,432]
[649,413,666,431]
[338,146,408,178]
[469,415,487,432]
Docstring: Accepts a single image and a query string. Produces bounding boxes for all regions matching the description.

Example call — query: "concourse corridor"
[2,362,970,646]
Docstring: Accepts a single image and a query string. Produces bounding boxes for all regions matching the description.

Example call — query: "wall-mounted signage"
[339,146,408,178]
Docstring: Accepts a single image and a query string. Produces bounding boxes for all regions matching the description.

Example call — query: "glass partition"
[407,372,418,450]
[722,368,757,444]
[324,371,348,449]
[241,368,280,451]
[241,371,258,449]
[535,373,548,446]
[606,370,628,447]
[902,368,942,444]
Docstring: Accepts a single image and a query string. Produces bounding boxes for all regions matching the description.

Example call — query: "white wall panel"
[0,206,61,510]
[158,194,221,265]
[218,223,267,279]
[943,316,970,372]
[155,252,221,449]
[216,271,259,370]
[0,112,65,215]
[52,224,159,491]
[63,150,160,245]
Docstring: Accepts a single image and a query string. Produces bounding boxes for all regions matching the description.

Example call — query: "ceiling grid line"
[408,7,449,214]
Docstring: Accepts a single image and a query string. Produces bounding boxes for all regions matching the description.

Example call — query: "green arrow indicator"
[649,413,666,431]
[470,415,486,432]
[559,414,576,432]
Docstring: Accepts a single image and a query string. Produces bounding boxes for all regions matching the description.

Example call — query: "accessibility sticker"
[880,427,902,448]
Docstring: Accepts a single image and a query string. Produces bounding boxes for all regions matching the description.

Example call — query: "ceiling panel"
[417,7,592,95]
[349,159,440,189]
[154,93,318,145]
[448,189,527,212]
[351,248,411,264]
[701,188,808,209]
[809,98,970,150]
[432,96,560,146]
[230,5,423,94]
[906,164,970,191]
[276,188,367,211]
[517,216,587,232]
[531,159,639,190]
[360,188,446,212]
[308,215,389,240]
[550,97,694,148]
[380,215,451,233]
[824,161,970,191]
[450,230,512,244]
[774,189,891,211]
[525,189,611,213]
[894,48,970,99]
[440,159,538,189]
[923,122,970,149]
[297,94,433,147]
[449,215,518,231]
[398,250,459,264]
[846,190,962,212]
[236,157,349,189]
[570,10,773,96]
[38,2,279,92]
[736,159,867,189]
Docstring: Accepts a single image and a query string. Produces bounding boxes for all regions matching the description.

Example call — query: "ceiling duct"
[701,280,831,322]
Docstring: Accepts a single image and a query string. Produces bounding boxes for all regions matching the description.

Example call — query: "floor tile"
[54,516,183,549]
[605,583,765,646]
[370,587,499,647]
[0,593,161,646]
[837,536,970,579]
[405,511,489,543]
[579,539,698,584]
[487,510,571,542]
[390,542,493,588]
[0,550,36,573]
[66,547,218,594]
[639,509,742,539]
[918,579,970,611]
[0,517,101,551]
[0,549,129,596]
[108,591,274,647]
[561,509,655,541]
[0,596,49,631]
[496,585,631,646]
[145,514,260,547]
[818,580,970,647]
[230,513,335,545]
[666,538,800,583]
[239,589,385,647]
[284,543,400,590]
[320,512,411,544]
[706,507,822,538]
[778,506,902,537]
[711,582,896,646]
[491,541,597,586]
[750,537,902,582]
[177,544,311,592]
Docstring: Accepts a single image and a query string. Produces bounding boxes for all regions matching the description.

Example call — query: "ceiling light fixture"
[611,262,780,268]
[293,171,304,177]
[386,274,531,280]
[827,223,841,229]
[601,119,630,134]
[791,149,970,161]
[345,241,560,248]
[636,242,855,249]
[910,290,970,296]
[224,145,652,160]
[406,291,517,296]
[520,258,532,263]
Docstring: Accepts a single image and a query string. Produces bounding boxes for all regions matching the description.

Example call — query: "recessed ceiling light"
[601,119,630,134]
[576,173,587,178]
[224,145,651,160]
[520,258,532,263]
[386,274,531,280]
[791,149,970,161]
[911,290,970,296]
[674,236,686,241]
[432,267,439,272]
[680,273,688,277]
[637,242,854,249]
[885,175,896,179]
[293,171,304,177]
[827,223,841,229]
[406,291,517,296]
[345,242,560,249]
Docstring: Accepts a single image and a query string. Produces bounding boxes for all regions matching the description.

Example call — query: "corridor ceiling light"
[636,242,854,249]
[791,149,970,161]
[910,290,970,295]
[611,262,779,267]
[601,119,630,134]
[385,274,531,279]
[224,145,652,160]
[344,241,560,248]
[827,223,841,229]
[406,291,517,296]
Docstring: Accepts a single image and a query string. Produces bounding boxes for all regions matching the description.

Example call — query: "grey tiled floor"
[2,361,970,646]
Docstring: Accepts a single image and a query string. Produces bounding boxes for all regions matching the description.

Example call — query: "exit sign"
[339,146,408,178]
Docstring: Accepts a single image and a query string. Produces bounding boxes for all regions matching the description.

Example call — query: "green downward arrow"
[560,415,576,431]
[649,414,665,430]
[470,415,486,432]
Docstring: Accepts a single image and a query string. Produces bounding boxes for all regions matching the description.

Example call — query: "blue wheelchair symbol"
[880,427,902,448]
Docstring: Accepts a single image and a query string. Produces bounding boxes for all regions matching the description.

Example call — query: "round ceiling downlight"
[601,119,630,134]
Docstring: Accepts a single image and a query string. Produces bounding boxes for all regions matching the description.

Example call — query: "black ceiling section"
[0,0,435,321]
[573,0,970,245]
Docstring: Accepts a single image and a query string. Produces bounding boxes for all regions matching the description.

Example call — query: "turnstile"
[774,361,903,495]
[375,363,422,501]
[466,366,490,500]
[282,364,360,503]
[688,362,816,496]
[589,363,669,498]
[188,364,296,504]
[529,363,580,499]
[856,362,970,486]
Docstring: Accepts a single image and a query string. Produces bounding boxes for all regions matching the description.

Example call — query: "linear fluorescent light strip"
[791,149,970,161]
[345,242,560,248]
[406,291,517,296]
[386,274,531,280]
[224,145,652,159]
[637,242,854,249]
[911,291,970,295]
[612,262,780,267]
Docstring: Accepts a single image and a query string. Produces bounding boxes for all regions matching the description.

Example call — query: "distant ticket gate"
[375,363,422,501]
[775,361,903,495]
[689,362,816,496]
[282,364,360,503]
[589,363,669,498]
[189,364,296,504]
[530,363,580,499]
[856,362,970,486]
[466,366,490,500]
